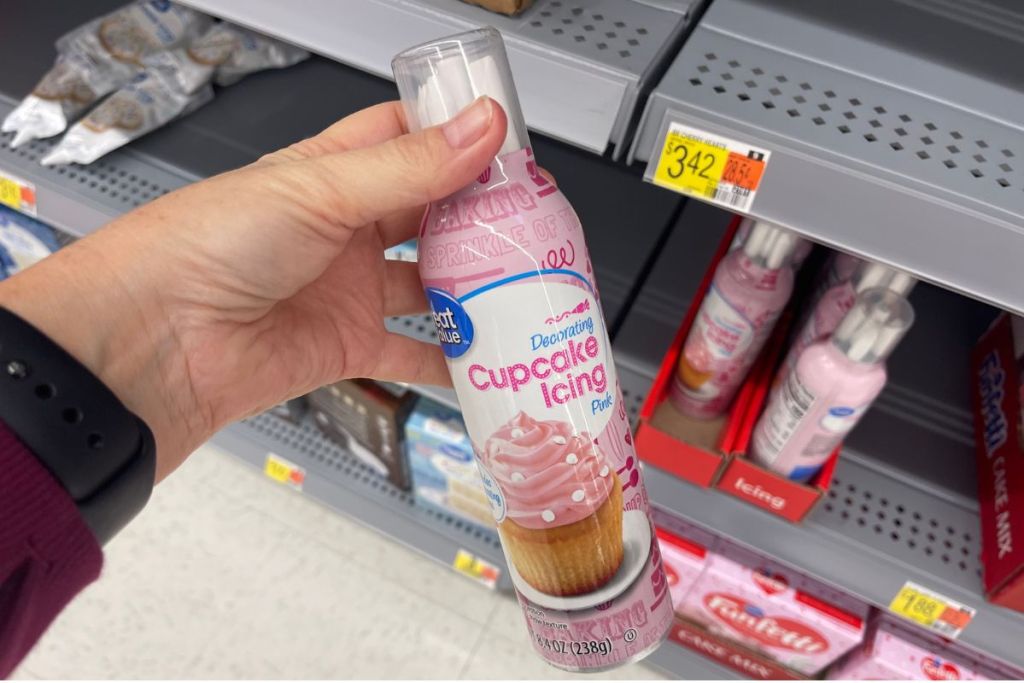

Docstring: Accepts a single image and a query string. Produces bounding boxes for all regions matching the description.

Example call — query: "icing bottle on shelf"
[392,28,672,672]
[778,261,916,378]
[750,288,915,482]
[808,251,863,309]
[670,221,803,419]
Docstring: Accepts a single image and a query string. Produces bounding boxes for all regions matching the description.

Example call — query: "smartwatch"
[0,307,155,545]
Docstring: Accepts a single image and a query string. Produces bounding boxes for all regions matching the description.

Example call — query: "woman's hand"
[0,97,507,482]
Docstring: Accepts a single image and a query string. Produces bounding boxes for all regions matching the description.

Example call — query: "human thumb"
[302,96,507,230]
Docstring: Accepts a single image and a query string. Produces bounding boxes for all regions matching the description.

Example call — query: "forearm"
[0,219,206,482]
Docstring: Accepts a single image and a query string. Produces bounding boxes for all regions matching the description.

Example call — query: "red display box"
[713,321,839,523]
[635,217,749,487]
[971,313,1024,612]
[667,616,807,680]
[635,219,838,521]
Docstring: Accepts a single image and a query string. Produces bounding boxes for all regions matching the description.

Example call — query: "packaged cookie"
[2,1,210,147]
[41,70,212,167]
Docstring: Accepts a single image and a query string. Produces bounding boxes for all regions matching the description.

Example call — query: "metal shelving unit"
[177,0,697,155]
[610,194,1024,668]
[211,410,513,590]
[631,0,1024,317]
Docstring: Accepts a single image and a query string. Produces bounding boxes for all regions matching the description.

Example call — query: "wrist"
[0,228,208,481]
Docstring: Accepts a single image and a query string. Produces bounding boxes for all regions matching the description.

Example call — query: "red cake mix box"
[677,540,868,675]
[971,313,1024,612]
[827,615,1021,680]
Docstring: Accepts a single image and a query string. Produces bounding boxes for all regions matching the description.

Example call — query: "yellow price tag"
[653,129,729,198]
[0,171,36,215]
[889,581,974,638]
[651,122,770,212]
[891,585,945,626]
[0,177,21,210]
[452,549,500,589]
[264,453,304,489]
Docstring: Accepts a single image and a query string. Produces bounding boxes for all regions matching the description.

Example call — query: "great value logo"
[922,656,962,680]
[704,593,828,653]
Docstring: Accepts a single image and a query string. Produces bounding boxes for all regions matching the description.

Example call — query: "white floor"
[13,444,666,679]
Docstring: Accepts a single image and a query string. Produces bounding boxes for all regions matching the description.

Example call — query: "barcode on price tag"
[0,170,37,216]
[889,581,975,639]
[652,121,770,213]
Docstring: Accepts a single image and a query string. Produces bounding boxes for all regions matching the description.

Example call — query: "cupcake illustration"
[481,412,623,597]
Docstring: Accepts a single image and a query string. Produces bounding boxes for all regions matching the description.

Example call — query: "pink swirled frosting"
[481,412,614,529]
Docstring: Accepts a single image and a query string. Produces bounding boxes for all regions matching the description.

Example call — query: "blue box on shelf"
[404,397,494,533]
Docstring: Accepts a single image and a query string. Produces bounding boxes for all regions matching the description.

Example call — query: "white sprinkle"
[541,510,555,523]
[510,428,524,438]
[565,453,579,465]
[599,466,609,477]
[552,435,567,445]
[511,472,525,483]
[571,489,585,503]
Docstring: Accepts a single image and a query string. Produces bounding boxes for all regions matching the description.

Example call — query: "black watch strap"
[0,307,155,544]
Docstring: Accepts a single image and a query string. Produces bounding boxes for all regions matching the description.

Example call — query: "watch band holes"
[62,407,84,424]
[34,383,55,399]
[87,433,104,449]
[6,360,29,379]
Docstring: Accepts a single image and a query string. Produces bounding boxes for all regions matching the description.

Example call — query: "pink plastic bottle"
[751,288,915,481]
[671,221,803,419]
[779,261,916,378]
[393,29,672,672]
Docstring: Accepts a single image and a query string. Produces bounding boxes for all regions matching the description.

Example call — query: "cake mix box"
[405,397,494,531]
[309,380,415,490]
[971,313,1024,611]
[828,616,1020,680]
[678,540,868,675]
[651,508,717,613]
[0,205,59,279]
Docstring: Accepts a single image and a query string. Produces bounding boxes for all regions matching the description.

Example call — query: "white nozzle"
[853,262,917,297]
[393,28,528,156]
[741,221,802,269]
[832,288,914,364]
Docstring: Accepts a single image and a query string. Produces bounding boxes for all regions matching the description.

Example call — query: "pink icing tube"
[393,28,673,672]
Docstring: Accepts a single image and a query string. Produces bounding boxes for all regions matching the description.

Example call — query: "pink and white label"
[421,148,672,671]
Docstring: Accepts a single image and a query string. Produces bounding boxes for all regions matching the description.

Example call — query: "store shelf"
[643,457,1024,671]
[177,0,695,155]
[646,637,742,680]
[631,0,1024,316]
[211,410,513,591]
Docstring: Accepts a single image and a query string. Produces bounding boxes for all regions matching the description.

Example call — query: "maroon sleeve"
[0,420,103,677]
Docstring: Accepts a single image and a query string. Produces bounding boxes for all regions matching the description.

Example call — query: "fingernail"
[442,96,492,149]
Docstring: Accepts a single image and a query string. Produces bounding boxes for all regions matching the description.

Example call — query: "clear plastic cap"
[392,27,529,156]
[852,262,917,297]
[741,221,803,270]
[832,287,915,364]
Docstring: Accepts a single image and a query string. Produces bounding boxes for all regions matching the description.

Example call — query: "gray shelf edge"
[210,415,513,593]
[0,98,191,237]
[175,0,690,155]
[645,635,743,680]
[629,1,1024,316]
